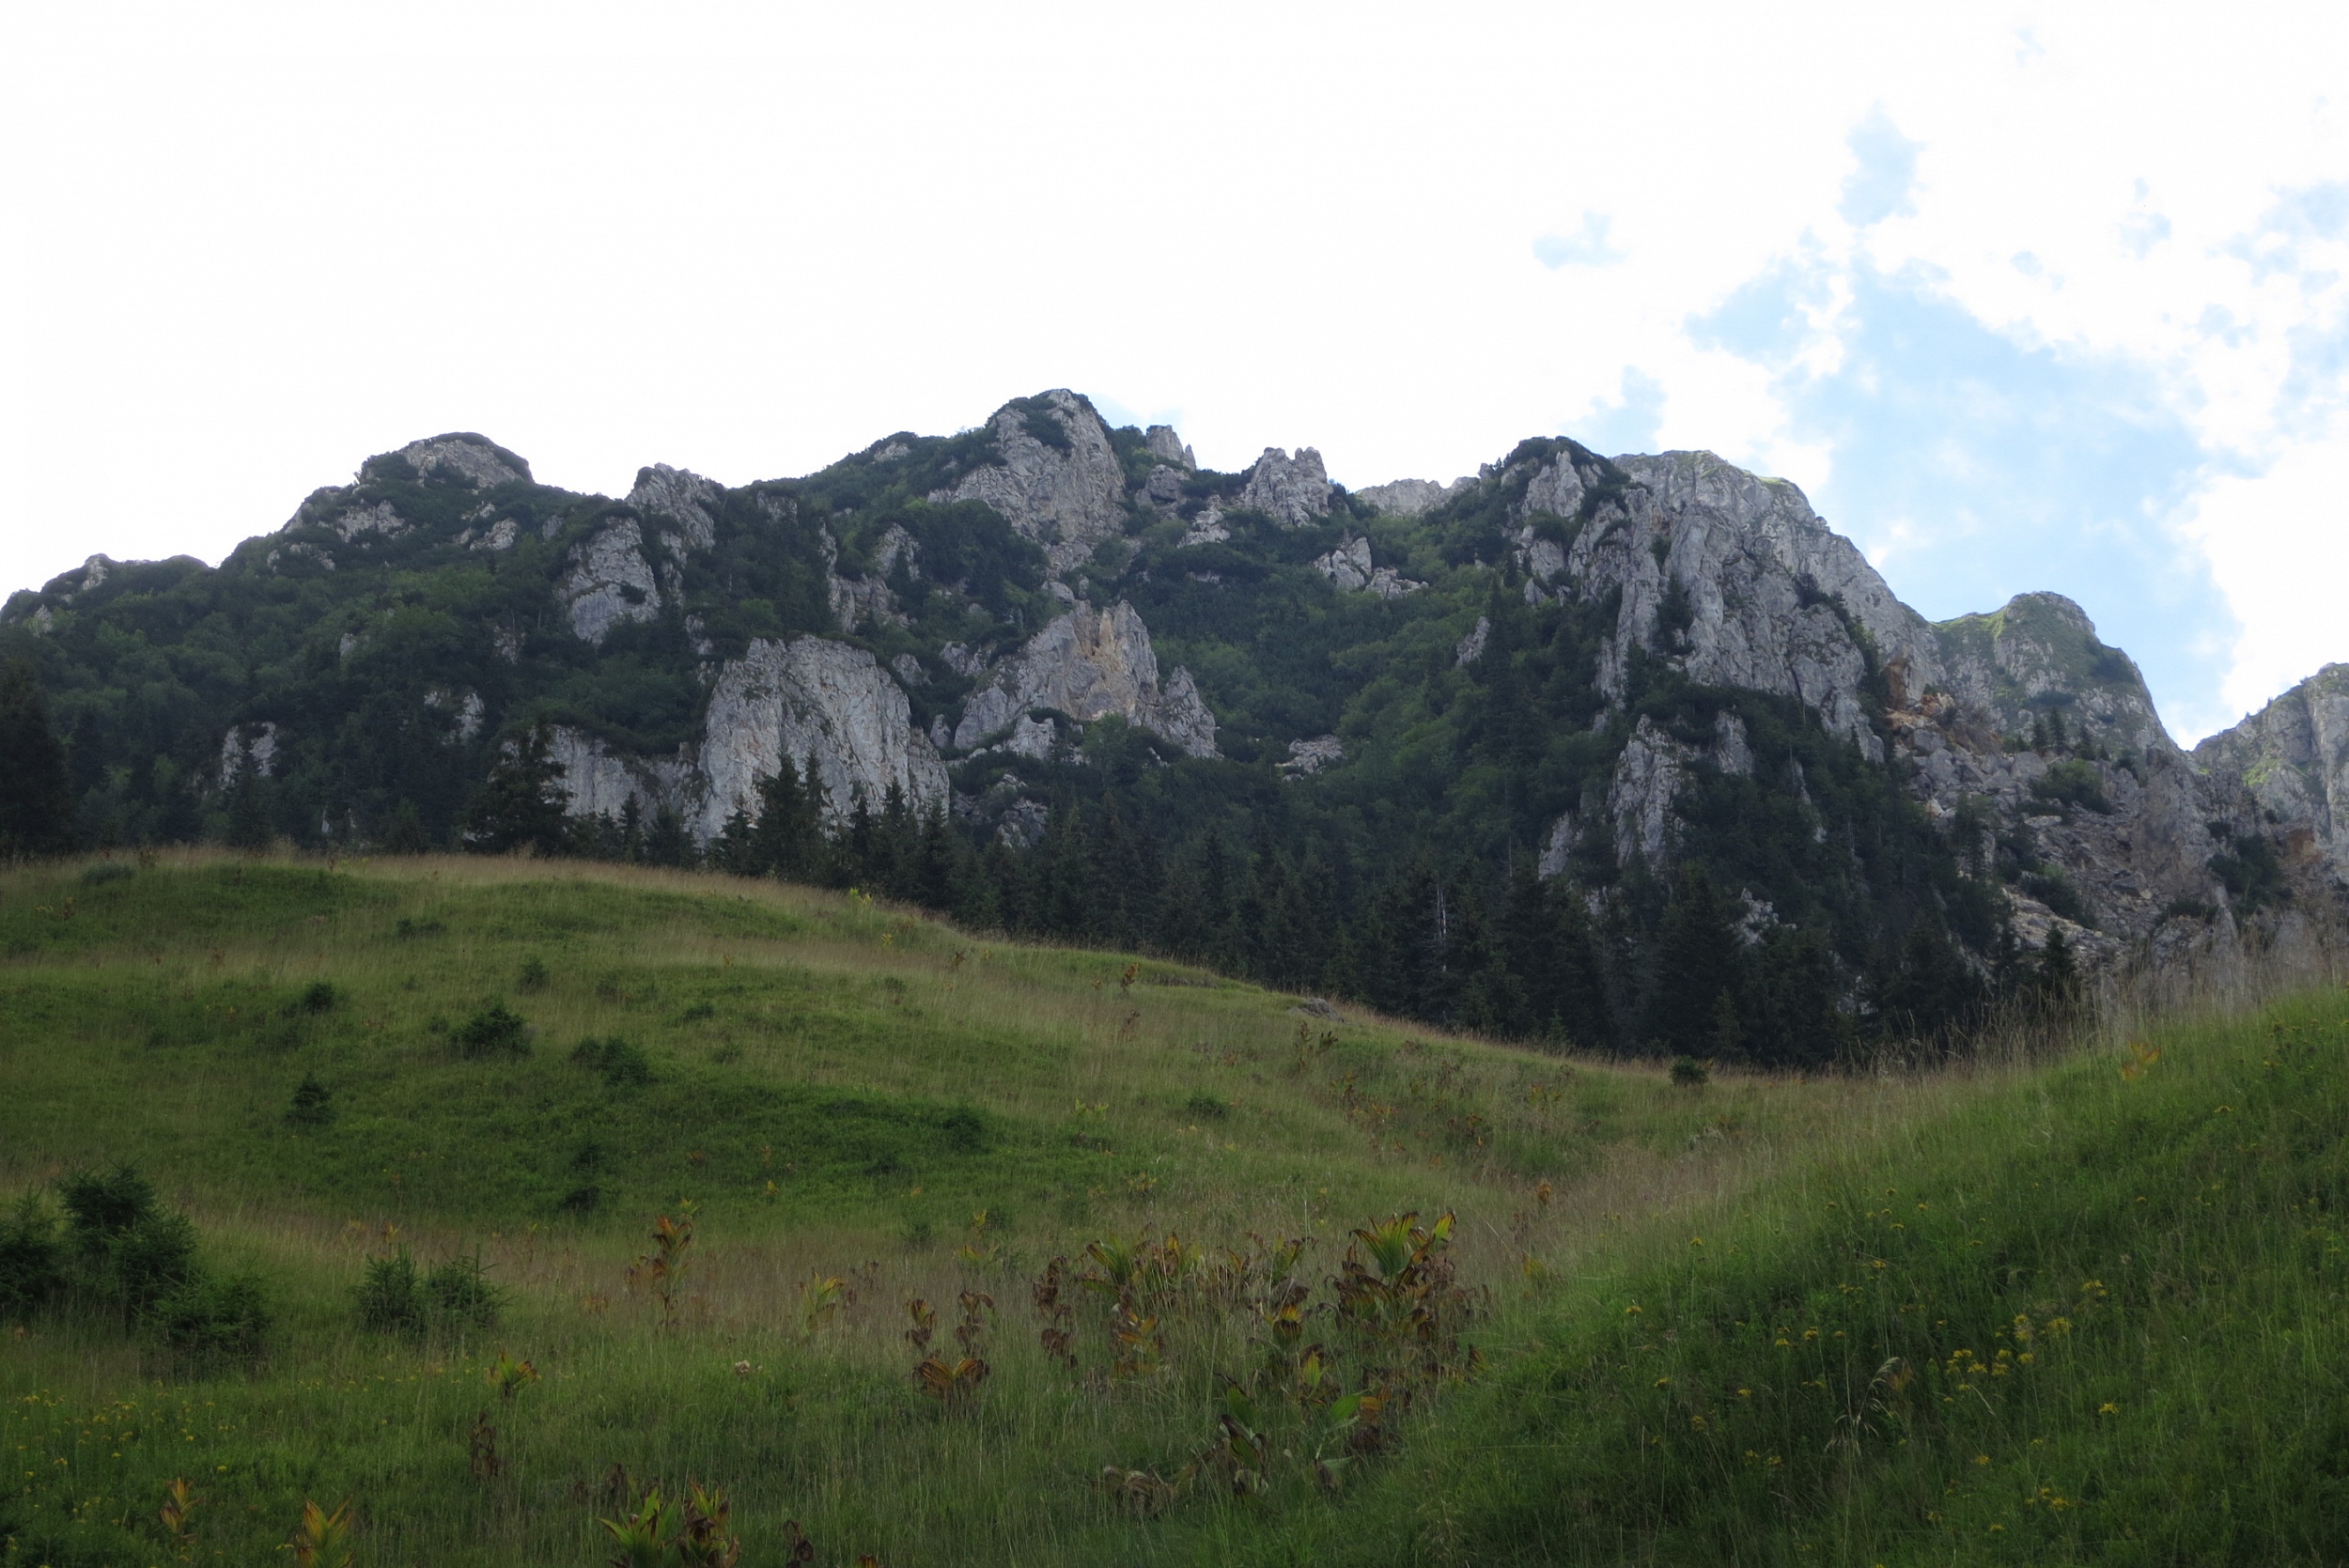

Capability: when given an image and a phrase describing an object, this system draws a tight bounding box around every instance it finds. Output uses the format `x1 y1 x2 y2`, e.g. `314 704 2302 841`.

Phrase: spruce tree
1645 866 1742 1057
463 721 570 855
0 660 74 858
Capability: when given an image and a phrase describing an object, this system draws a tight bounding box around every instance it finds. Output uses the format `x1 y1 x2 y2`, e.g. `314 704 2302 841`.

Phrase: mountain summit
7 391 2340 1056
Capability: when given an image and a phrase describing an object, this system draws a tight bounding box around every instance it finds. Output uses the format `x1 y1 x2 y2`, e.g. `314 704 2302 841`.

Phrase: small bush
426 1251 503 1330
354 1249 502 1335
676 1000 716 1022
287 1072 335 1127
1183 1092 1231 1121
80 862 133 886
354 1250 423 1333
2022 870 2092 926
0 1194 62 1322
292 980 341 1015
395 916 447 939
559 1184 602 1215
1670 1056 1710 1088
109 1212 200 1315
517 955 550 993
570 1035 651 1087
455 1001 532 1059
145 1271 271 1363
2162 895 2216 923
58 1163 158 1251
937 1107 988 1154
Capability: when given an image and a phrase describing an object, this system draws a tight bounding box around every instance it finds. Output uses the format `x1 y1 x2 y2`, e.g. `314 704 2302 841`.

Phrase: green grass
2 852 2341 1564
1255 993 2349 1565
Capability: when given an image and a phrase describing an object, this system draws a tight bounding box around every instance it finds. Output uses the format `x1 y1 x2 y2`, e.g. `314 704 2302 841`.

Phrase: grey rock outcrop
373 433 531 489
1609 718 1690 867
1933 594 2171 756
560 520 661 644
1238 447 1332 527
953 600 1217 757
693 636 948 839
330 501 410 543
219 722 280 786
1354 477 1468 518
1144 425 1195 468
1455 616 1490 667
628 465 723 553
2196 663 2349 879
547 726 696 824
933 390 1128 557
1312 534 1422 598
1280 735 1345 777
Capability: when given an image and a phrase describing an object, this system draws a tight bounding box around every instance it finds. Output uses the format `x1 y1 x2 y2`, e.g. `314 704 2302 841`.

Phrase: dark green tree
0 660 75 858
1645 866 1742 1057
463 722 570 855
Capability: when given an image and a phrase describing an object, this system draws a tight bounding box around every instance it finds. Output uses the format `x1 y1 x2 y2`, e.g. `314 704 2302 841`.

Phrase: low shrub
1183 1093 1231 1120
287 1072 335 1126
292 980 341 1015
1669 1056 1710 1088
353 1248 503 1336
79 862 133 886
144 1271 272 1363
58 1162 158 1251
109 1212 201 1316
517 955 550 993
571 1035 652 1087
0 1194 61 1321
455 1001 532 1059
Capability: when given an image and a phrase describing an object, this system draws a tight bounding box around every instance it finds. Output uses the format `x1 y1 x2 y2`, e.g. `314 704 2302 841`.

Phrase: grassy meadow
0 852 2342 1564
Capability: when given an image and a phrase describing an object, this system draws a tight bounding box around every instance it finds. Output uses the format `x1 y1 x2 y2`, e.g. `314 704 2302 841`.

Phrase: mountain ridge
6 390 2341 1055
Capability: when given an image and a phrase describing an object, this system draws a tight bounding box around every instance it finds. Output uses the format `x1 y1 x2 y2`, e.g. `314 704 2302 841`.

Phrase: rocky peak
931 390 1128 563
1238 447 1333 527
365 433 532 490
628 464 724 553
1143 425 1194 468
1931 593 2171 758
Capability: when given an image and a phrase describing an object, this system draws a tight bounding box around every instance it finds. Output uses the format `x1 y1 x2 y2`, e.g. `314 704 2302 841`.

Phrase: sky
2 3 2344 744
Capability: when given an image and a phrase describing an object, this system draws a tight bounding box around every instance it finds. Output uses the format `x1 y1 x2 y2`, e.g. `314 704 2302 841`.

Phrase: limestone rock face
1238 447 1332 527
1280 735 1344 777
953 600 1217 757
1313 535 1376 591
1933 594 2172 756
371 433 531 489
1355 477 1467 518
1143 425 1195 468
2196 663 2349 877
934 390 1128 554
330 502 410 543
219 722 280 786
1609 718 1691 867
1552 451 1939 760
546 725 696 824
694 637 948 839
560 520 661 644
628 464 723 553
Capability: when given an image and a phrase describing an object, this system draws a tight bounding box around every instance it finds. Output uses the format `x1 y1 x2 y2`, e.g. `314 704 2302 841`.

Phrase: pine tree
0 660 74 858
463 721 570 855
1645 866 1742 1057
2034 925 2080 1008
224 764 272 851
380 799 430 855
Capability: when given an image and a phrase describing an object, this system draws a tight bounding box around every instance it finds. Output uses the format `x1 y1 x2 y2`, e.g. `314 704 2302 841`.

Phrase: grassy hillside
0 852 1929 1566
3 854 2340 1565
1255 979 2349 1564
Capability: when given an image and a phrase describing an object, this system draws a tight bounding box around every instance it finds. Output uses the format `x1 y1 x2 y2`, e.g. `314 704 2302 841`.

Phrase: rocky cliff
7 392 2341 986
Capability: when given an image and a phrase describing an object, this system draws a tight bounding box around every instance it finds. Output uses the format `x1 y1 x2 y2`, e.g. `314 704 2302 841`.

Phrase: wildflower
2099 1402 2120 1415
